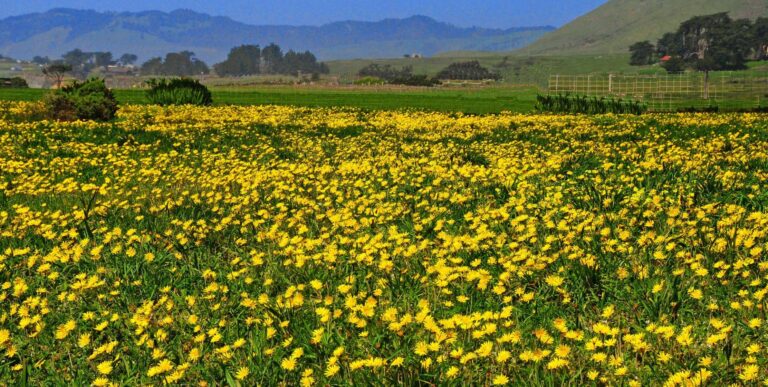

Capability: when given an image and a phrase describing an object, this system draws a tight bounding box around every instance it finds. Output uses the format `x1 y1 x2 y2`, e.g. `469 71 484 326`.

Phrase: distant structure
106 64 137 75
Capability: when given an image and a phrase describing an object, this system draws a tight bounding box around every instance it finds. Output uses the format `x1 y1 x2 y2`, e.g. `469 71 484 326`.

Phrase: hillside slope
0 9 553 62
520 0 768 55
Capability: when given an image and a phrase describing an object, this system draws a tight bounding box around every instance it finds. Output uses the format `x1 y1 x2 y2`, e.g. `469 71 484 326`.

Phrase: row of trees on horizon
30 43 329 79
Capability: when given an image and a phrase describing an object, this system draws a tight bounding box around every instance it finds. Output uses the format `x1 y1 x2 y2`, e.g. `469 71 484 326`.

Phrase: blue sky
0 0 608 28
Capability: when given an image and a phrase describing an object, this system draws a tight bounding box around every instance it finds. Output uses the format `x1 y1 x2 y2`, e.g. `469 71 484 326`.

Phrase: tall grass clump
146 78 213 106
536 93 647 115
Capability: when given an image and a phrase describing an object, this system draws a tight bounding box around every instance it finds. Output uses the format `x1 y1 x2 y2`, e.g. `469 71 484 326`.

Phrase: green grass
0 86 541 114
326 53 637 86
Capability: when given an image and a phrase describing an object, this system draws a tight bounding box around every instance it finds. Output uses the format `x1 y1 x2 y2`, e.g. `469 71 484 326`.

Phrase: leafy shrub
43 78 118 121
354 76 387 86
436 61 501 81
357 64 413 82
356 64 439 86
145 78 213 106
0 77 29 88
535 94 647 115
389 75 441 87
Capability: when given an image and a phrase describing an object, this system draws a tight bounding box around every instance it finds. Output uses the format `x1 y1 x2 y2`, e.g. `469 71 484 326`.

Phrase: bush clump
436 61 501 81
43 78 118 121
146 78 213 106
357 64 413 82
389 74 441 87
356 64 440 87
0 77 29 88
354 76 387 86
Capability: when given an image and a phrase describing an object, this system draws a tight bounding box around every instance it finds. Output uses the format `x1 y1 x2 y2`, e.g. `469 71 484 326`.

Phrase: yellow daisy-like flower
281 358 297 371
545 275 564 287
325 364 340 377
91 377 110 387
78 334 91 348
739 364 759 382
96 361 113 375
55 320 76 340
235 367 249 380
492 374 509 385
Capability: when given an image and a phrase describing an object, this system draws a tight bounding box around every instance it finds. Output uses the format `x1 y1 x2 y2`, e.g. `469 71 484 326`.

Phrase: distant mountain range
522 0 768 55
0 8 554 63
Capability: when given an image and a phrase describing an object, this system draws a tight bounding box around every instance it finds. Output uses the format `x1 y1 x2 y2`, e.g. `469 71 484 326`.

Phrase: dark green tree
119 53 138 66
140 52 209 76
658 13 752 72
280 50 329 76
140 57 164 75
661 56 686 73
752 18 768 60
32 56 51 65
214 45 262 76
629 41 656 65
261 43 283 74
93 52 114 69
62 49 90 68
62 49 94 78
656 32 680 58
655 13 754 98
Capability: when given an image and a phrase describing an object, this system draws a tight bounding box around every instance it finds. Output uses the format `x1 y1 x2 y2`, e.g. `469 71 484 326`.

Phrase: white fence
549 72 768 111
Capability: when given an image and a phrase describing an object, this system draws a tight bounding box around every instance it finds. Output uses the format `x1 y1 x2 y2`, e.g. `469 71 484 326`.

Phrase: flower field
1 102 768 385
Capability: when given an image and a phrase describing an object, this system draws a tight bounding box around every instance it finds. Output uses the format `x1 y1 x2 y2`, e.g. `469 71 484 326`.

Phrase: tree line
213 43 329 77
140 51 210 76
35 43 327 79
36 49 138 78
630 13 768 73
357 61 500 86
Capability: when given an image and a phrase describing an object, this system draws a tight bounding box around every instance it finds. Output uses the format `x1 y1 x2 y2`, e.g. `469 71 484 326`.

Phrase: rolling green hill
520 0 768 55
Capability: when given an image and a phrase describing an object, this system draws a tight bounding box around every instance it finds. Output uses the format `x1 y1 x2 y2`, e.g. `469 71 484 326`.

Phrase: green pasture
0 86 541 114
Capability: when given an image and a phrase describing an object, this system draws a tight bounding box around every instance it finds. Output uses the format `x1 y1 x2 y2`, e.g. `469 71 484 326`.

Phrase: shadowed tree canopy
119 53 138 66
93 52 114 69
752 17 768 60
214 43 329 77
357 64 414 81
32 56 50 65
279 50 329 76
632 12 760 73
261 43 283 75
629 41 656 66
214 45 262 76
59 49 115 78
140 51 210 76
436 61 501 80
